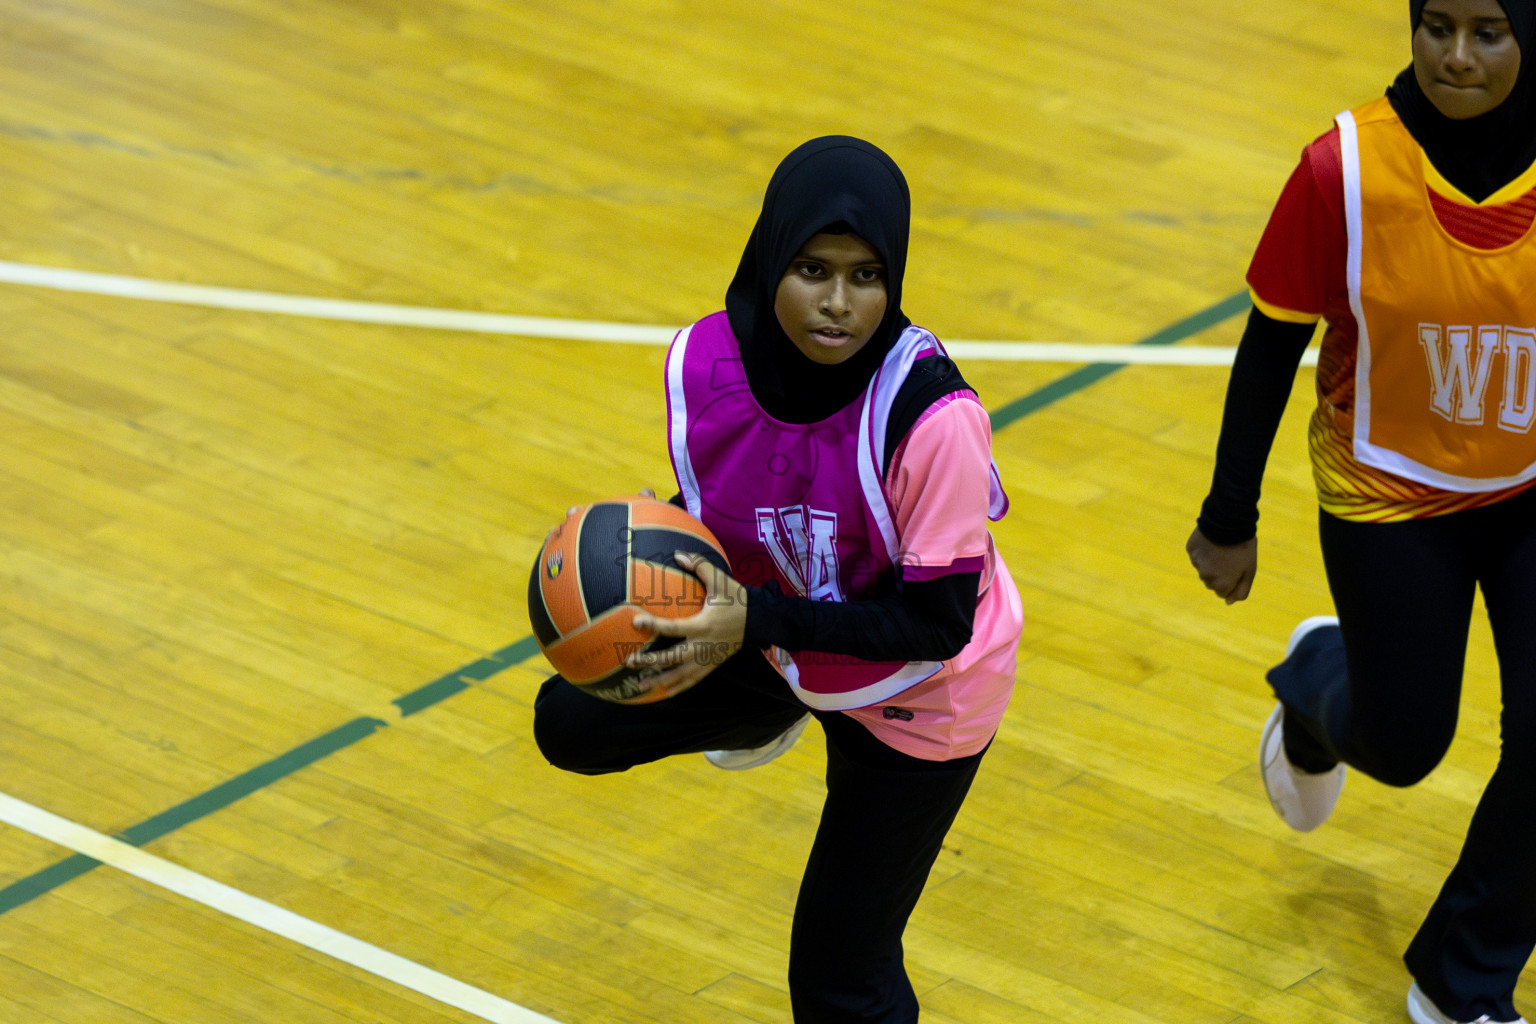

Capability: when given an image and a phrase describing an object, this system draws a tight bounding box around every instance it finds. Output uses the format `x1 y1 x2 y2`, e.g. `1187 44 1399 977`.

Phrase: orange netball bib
1340 97 1536 491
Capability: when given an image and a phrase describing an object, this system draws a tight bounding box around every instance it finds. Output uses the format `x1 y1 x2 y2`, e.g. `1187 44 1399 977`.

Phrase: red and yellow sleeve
1247 127 1347 325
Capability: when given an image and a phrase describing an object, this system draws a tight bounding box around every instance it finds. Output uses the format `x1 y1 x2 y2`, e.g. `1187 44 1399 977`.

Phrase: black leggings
1268 486 1536 1021
532 650 986 1024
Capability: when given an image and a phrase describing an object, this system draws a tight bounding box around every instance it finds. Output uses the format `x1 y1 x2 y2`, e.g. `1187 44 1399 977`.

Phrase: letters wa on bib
665 310 1021 760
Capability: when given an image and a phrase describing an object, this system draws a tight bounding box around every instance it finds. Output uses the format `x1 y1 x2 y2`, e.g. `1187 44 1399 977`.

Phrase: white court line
0 791 564 1024
0 260 674 344
0 259 1318 367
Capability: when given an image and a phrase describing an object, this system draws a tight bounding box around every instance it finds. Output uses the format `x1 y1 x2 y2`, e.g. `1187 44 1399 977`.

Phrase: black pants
533 650 986 1024
1268 487 1536 1022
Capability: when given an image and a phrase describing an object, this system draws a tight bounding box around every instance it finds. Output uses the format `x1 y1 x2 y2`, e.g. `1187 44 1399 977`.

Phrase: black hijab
725 136 913 424
1387 0 1536 201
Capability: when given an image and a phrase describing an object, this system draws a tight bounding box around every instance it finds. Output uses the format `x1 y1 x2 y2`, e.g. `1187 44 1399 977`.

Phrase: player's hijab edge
725 136 913 425
1387 0 1536 202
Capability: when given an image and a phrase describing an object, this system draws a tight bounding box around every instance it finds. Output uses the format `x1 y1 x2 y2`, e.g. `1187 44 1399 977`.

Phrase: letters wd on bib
1342 97 1536 491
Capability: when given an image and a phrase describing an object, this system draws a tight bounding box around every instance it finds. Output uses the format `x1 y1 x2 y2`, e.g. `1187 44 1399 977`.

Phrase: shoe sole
1259 701 1345 833
705 714 811 770
1407 980 1529 1024
1406 979 1442 1024
1285 615 1340 660
1258 703 1290 822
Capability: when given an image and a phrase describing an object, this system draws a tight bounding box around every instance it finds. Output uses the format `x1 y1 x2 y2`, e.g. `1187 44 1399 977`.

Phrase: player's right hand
1186 528 1257 605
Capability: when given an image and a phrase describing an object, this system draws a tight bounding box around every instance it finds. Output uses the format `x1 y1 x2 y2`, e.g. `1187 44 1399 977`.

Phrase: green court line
392 637 542 718
0 294 1248 916
0 640 531 914
0 716 388 914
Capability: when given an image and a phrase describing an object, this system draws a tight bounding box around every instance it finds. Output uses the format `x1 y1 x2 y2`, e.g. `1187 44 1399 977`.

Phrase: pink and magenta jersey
665 310 1022 759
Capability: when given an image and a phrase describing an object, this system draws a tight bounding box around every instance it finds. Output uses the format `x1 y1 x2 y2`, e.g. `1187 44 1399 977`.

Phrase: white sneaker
1258 616 1346 831
1408 981 1528 1024
1259 702 1343 830
705 714 811 770
1285 615 1342 660
1260 609 1350 834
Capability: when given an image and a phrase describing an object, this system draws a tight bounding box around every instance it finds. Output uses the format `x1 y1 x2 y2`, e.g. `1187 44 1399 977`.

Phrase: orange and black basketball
527 496 731 703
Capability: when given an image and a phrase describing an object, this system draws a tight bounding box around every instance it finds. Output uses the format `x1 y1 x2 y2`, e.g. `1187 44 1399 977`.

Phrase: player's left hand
627 551 748 695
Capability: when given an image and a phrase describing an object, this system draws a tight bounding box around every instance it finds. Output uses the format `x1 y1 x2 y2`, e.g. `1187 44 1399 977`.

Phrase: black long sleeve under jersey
1196 307 1317 545
742 571 981 663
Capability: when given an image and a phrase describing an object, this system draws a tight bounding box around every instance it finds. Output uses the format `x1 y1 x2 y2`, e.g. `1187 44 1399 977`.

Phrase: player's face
1414 0 1522 119
773 232 888 365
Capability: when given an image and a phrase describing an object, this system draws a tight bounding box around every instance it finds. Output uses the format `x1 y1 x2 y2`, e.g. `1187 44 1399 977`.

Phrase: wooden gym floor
0 0 1526 1021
